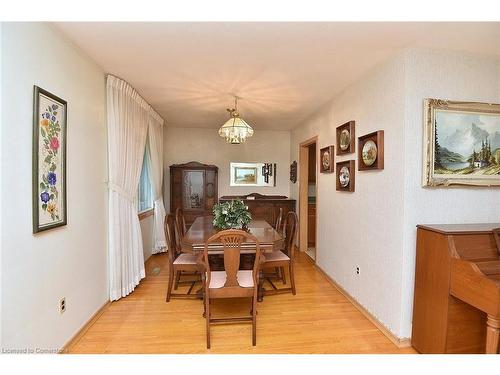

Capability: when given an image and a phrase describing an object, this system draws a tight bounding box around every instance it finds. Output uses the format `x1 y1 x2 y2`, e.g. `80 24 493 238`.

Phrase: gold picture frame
423 98 500 187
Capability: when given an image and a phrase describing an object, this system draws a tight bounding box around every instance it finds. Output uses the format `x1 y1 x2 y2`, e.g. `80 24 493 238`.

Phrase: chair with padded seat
198 229 263 348
165 213 201 302
260 211 298 296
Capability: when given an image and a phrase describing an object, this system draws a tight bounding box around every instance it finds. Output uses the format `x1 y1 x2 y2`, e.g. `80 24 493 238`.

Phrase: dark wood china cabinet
170 162 218 227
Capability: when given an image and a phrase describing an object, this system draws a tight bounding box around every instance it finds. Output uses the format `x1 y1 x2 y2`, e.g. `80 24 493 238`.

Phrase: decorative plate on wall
336 160 355 192
336 121 355 155
362 140 378 166
320 145 335 173
358 130 384 171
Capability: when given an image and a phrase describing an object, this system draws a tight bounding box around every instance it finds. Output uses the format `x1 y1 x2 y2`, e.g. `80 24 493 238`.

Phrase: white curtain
148 110 167 253
107 75 149 301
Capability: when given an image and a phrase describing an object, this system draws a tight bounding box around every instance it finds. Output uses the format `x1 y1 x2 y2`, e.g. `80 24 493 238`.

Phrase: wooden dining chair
198 229 264 348
493 228 500 255
175 207 187 237
274 207 284 235
165 214 201 302
260 211 298 296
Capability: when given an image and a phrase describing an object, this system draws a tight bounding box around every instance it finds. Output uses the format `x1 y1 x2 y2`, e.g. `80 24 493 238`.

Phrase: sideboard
219 193 296 228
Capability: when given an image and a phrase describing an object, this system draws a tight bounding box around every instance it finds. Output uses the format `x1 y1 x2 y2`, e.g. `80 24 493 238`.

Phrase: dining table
181 215 284 302
181 215 284 254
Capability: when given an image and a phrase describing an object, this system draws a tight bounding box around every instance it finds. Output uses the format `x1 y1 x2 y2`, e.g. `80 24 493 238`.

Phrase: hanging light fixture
218 96 254 144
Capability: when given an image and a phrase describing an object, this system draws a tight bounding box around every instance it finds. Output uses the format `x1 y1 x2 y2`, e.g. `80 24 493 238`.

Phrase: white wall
1 23 108 350
400 48 500 338
290 53 407 337
290 48 500 340
163 127 291 212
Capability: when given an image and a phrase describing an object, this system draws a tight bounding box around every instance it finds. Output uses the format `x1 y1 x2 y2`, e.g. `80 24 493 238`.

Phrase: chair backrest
493 228 500 255
282 211 298 259
203 229 261 290
275 207 283 234
165 213 181 263
175 207 187 237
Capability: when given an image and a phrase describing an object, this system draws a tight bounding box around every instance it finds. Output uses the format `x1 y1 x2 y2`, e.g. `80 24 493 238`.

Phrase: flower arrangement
212 199 252 230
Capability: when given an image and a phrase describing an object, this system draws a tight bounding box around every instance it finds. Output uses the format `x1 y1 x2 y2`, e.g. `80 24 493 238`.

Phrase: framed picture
230 162 276 186
336 160 355 192
336 121 355 155
423 99 500 187
320 145 334 173
33 86 67 233
358 130 384 171
290 161 297 183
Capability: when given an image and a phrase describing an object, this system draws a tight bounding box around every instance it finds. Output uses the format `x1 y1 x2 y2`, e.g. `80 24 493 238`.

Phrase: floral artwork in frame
32 86 67 233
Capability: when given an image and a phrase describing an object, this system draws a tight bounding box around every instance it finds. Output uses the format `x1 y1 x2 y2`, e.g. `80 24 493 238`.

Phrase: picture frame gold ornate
423 98 500 187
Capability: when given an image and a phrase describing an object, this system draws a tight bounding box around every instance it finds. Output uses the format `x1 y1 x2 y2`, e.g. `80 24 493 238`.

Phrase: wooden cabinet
308 203 316 247
219 193 296 227
170 162 218 227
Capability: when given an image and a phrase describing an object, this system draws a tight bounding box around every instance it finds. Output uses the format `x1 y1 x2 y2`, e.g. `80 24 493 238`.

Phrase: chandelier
218 96 254 144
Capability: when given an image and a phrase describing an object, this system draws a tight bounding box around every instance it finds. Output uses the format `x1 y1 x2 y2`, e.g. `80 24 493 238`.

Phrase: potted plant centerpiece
212 199 252 230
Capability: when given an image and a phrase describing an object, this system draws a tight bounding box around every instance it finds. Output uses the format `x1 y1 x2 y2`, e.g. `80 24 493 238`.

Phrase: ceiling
55 22 500 130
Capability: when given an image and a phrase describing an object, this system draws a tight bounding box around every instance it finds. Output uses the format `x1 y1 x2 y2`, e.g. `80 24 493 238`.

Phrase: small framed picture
358 130 384 171
320 145 335 173
336 121 355 155
336 160 355 192
33 86 67 233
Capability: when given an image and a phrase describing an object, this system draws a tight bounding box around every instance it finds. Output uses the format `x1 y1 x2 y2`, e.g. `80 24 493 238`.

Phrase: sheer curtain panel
107 75 149 300
148 110 167 253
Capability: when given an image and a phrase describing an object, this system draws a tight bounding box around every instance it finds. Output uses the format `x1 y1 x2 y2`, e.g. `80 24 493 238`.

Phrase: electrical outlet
356 266 360 275
59 297 66 314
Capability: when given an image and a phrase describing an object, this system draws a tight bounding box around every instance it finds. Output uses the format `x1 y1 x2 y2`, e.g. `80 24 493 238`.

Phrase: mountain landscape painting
433 110 500 176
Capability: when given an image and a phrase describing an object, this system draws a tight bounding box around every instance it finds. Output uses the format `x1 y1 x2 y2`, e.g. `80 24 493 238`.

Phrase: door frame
298 136 318 257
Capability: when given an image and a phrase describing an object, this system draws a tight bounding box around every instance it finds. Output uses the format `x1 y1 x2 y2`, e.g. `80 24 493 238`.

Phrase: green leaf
49 164 56 172
42 203 47 210
50 194 55 199
44 155 52 163
40 128 46 137
39 182 46 190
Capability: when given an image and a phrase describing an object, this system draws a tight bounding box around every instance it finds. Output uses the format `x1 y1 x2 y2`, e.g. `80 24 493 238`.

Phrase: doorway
298 136 318 262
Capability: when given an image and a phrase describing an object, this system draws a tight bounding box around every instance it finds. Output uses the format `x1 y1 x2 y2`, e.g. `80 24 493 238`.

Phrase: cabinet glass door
183 170 205 210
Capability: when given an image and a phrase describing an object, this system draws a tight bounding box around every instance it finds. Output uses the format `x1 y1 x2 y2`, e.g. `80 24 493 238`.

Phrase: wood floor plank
67 251 416 354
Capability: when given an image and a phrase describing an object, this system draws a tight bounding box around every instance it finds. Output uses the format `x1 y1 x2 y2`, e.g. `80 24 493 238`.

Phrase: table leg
486 315 500 354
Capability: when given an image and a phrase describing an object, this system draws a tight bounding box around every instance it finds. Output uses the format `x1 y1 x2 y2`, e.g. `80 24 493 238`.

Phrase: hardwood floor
67 251 416 354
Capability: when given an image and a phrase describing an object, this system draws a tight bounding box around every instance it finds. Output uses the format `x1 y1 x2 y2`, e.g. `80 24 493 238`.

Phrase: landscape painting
424 99 500 187
234 167 258 184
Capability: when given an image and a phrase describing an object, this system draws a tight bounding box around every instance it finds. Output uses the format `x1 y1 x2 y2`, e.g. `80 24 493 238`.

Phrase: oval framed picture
339 129 351 151
320 145 334 173
336 160 355 191
336 121 355 155
322 150 330 169
339 166 350 187
358 130 384 171
362 140 378 166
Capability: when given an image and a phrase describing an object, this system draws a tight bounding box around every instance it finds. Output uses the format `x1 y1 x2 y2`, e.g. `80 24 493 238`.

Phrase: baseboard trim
59 301 111 353
313 262 412 348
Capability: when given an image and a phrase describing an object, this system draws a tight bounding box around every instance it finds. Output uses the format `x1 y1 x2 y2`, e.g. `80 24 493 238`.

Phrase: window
138 144 153 213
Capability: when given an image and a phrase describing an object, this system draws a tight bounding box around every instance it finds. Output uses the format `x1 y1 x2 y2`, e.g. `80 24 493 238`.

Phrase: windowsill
138 208 154 221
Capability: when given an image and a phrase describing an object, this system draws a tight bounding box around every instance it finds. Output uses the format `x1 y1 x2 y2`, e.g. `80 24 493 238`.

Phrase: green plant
212 199 252 230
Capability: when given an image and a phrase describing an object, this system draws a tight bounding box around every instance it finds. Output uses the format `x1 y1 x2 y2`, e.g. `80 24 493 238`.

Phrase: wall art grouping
423 98 500 187
33 86 67 233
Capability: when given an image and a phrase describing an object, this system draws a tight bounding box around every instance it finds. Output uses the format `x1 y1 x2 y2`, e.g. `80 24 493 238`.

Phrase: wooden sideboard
219 193 296 228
